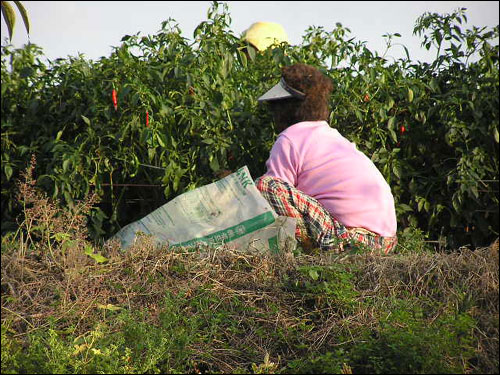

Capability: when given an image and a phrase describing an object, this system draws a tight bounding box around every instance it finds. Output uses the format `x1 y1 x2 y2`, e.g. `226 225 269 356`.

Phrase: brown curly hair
268 64 333 130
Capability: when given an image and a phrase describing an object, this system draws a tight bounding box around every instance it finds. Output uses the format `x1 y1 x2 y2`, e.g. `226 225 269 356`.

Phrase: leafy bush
1 3 498 248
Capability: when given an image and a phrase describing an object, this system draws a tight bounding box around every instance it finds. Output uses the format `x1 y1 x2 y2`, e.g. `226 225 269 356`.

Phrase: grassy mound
1 159 498 374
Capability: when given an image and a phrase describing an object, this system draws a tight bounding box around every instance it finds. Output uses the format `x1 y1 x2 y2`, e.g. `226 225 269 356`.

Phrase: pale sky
1 1 499 64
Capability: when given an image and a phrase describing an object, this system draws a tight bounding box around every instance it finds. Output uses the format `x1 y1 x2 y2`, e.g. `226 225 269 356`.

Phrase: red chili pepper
400 125 406 134
363 93 370 102
146 111 149 127
112 89 118 111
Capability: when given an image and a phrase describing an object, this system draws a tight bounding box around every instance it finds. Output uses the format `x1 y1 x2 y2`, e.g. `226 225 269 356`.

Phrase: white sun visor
257 77 306 102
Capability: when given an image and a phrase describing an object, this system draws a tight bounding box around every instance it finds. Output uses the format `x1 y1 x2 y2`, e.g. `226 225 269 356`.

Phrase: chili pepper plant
1 3 498 248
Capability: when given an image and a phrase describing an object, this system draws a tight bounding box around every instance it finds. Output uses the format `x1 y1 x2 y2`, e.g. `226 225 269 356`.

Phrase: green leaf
407 88 414 103
389 128 398 143
81 115 91 125
221 55 230 79
247 45 256 61
55 130 64 142
403 45 410 60
14 1 30 35
173 172 181 191
434 30 443 45
387 116 396 130
209 155 219 172
97 303 122 311
5 165 13 181
148 148 156 162
494 127 499 143
156 133 166 147
1 1 16 41
238 49 248 68
308 269 319 281
429 78 439 92
392 164 402 179
52 232 71 242
85 245 108 264
355 110 363 122
398 204 413 213
385 98 395 111
62 159 71 172
418 199 424 212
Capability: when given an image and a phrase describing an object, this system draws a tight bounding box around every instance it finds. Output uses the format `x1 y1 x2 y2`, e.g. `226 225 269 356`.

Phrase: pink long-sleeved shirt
263 121 397 237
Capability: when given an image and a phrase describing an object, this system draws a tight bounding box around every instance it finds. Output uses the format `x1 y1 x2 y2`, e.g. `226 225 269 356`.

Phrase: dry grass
2 234 498 371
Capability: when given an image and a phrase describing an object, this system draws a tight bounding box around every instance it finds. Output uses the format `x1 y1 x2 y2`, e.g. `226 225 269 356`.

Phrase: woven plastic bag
111 166 296 253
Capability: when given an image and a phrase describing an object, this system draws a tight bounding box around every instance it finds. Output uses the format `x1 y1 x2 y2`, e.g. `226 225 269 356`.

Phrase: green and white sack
111 166 296 253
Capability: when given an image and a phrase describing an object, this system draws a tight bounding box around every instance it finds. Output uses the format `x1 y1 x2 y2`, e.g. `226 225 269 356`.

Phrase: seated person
256 63 398 253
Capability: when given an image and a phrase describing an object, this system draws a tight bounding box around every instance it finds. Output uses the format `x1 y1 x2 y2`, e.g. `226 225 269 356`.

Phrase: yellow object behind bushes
242 22 289 51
